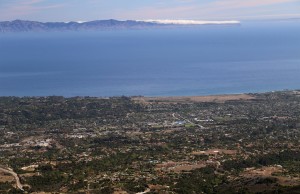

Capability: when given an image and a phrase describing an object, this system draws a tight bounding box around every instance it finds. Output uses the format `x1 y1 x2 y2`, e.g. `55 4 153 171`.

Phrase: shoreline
0 89 298 100
132 93 256 104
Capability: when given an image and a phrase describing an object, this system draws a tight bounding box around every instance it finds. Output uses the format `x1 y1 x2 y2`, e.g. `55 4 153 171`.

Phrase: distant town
0 90 300 193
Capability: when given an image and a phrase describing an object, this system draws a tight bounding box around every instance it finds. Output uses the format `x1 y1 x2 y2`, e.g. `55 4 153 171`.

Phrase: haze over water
0 21 300 97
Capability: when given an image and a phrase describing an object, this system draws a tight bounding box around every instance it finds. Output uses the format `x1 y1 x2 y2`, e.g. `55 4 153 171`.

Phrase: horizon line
1 17 299 23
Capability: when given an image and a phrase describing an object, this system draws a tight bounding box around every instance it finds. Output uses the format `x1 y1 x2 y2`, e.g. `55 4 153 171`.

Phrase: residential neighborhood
0 91 300 193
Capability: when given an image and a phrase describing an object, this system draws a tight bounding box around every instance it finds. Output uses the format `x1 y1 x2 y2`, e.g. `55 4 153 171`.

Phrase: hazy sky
1 0 300 22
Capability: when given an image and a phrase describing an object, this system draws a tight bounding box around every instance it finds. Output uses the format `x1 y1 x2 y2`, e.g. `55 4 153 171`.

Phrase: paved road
0 167 23 190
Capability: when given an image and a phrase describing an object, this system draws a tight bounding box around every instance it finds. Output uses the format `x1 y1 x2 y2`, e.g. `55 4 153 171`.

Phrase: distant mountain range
0 19 240 32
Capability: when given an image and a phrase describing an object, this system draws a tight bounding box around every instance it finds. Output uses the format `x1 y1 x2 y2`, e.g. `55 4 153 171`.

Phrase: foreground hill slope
0 91 300 193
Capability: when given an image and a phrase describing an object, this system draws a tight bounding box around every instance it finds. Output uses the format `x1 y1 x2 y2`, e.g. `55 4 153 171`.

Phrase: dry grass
113 188 129 194
19 173 38 178
241 166 300 186
0 172 14 183
155 161 206 173
172 163 206 173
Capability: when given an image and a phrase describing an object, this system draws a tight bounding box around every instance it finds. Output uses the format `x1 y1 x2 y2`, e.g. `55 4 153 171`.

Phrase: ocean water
0 21 300 97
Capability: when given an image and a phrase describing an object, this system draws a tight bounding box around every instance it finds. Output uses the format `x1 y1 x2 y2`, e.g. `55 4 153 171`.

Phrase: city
0 90 299 193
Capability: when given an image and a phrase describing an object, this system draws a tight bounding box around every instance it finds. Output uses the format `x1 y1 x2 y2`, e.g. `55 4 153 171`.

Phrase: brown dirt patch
148 184 169 191
172 163 206 173
241 166 300 186
20 173 39 178
242 166 283 177
155 161 206 173
0 172 14 182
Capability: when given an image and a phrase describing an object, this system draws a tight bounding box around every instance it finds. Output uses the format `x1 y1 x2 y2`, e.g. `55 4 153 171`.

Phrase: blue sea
0 21 300 97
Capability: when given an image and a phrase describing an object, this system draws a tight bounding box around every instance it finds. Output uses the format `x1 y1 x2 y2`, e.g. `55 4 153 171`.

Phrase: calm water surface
0 21 300 96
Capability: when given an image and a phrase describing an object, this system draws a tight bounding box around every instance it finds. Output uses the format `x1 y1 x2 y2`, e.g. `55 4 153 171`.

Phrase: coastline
132 93 255 104
1 90 299 102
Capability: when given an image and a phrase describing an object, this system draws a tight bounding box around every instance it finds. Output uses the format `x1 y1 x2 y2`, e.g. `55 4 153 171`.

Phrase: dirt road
0 167 23 190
